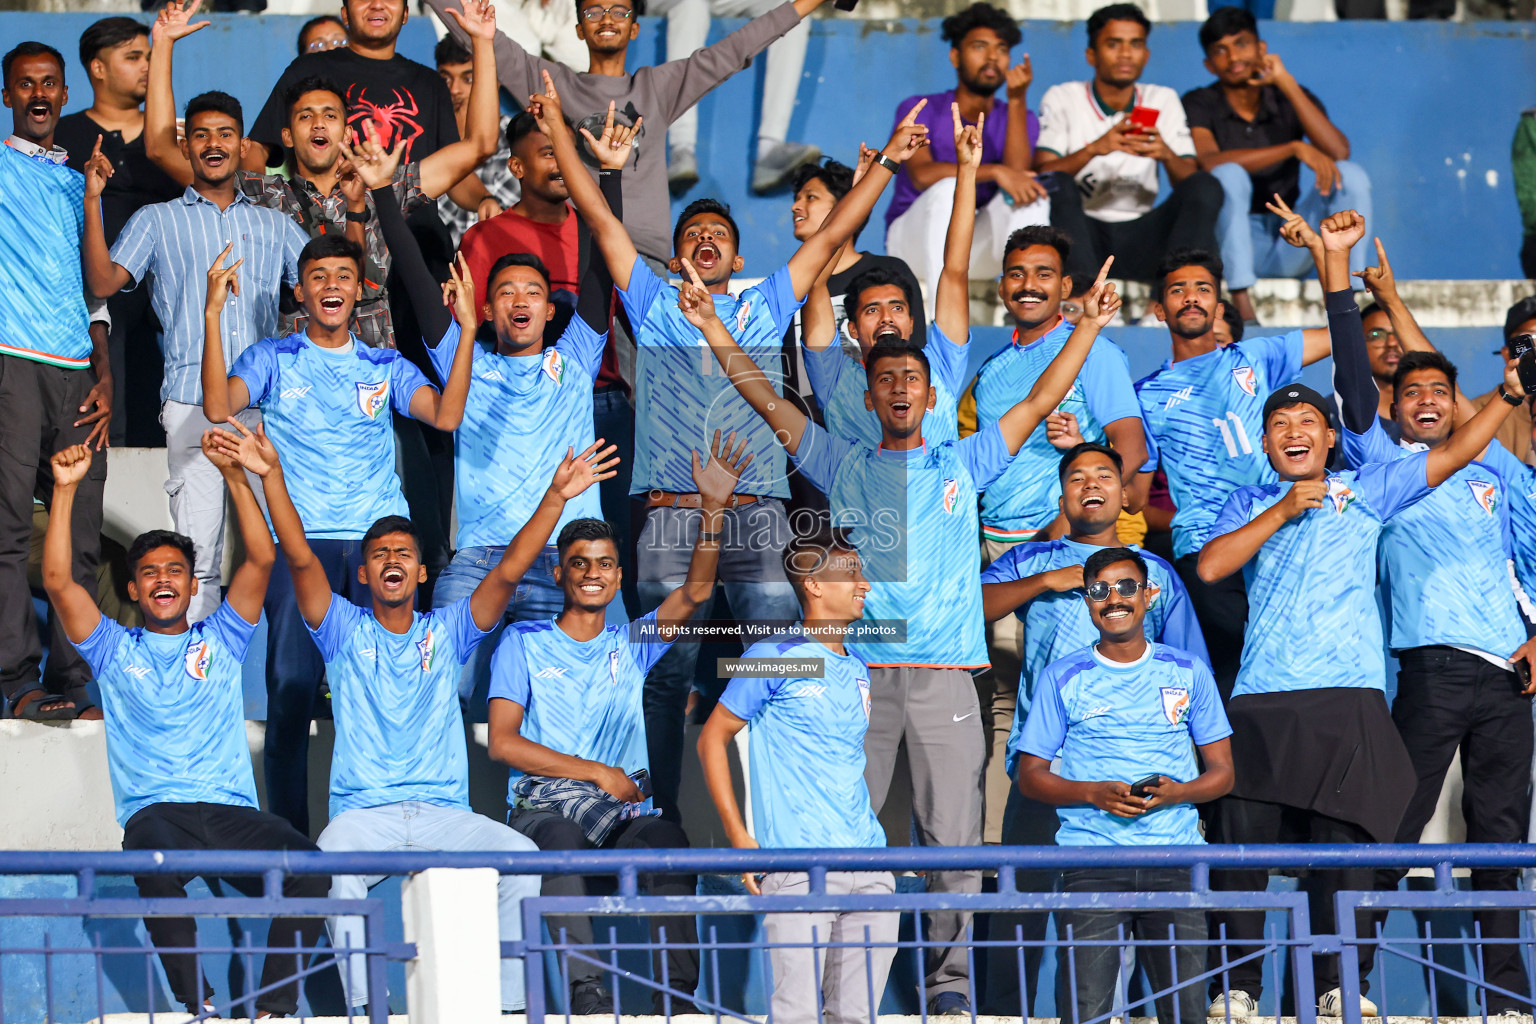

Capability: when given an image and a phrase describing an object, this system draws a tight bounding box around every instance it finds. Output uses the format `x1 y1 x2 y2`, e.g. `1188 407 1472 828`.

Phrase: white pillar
402 867 502 1023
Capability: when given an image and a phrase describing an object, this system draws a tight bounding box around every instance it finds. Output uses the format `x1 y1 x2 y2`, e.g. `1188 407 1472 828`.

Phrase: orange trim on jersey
1011 317 1065 347
0 341 92 369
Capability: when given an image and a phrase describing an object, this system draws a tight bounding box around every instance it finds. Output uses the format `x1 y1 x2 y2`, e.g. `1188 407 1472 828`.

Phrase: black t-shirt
55 111 183 245
251 48 459 167
1181 81 1327 214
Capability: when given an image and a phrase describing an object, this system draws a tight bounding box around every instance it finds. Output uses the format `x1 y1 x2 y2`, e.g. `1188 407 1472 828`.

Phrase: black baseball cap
1262 383 1330 427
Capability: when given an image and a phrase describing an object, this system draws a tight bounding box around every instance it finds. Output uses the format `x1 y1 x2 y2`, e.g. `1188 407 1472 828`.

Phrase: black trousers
1174 553 1247 700
1046 171 1224 287
0 355 105 710
121 802 330 1015
1377 646 1533 1010
1207 796 1377 999
507 808 700 1003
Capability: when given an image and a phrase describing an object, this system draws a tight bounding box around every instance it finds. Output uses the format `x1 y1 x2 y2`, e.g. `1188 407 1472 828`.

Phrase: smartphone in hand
629 768 653 799
1129 773 1162 799
1128 106 1160 133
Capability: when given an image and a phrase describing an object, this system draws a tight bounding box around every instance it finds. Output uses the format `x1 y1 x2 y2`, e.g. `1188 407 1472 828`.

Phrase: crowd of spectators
3 0 1536 1018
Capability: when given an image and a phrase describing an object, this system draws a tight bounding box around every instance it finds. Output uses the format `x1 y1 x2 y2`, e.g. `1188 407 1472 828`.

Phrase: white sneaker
1207 989 1257 1018
1317 987 1378 1016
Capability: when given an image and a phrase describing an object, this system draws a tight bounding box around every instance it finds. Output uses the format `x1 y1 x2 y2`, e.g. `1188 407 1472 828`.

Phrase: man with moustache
56 17 182 446
83 90 307 625
0 41 113 721
968 223 1147 843
1133 245 1330 695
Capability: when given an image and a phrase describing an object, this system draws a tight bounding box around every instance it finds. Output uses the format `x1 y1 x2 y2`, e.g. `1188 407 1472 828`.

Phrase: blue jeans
432 545 563 717
317 800 540 1011
264 538 374 836
637 500 800 821
1213 161 1373 292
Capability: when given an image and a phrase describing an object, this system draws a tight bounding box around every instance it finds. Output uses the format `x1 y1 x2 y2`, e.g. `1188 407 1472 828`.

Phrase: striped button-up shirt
111 185 306 404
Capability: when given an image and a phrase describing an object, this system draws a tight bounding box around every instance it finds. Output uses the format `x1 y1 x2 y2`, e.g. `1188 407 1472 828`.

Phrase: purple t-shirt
884 88 1041 226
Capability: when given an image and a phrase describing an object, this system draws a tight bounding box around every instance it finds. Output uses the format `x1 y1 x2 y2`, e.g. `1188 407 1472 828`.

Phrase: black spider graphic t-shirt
252 47 459 167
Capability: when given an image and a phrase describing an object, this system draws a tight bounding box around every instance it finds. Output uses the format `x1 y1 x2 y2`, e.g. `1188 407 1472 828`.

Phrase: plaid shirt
241 164 428 348
511 774 659 846
441 116 521 248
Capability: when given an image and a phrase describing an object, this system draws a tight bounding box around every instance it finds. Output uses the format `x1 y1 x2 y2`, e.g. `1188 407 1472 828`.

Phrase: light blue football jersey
793 421 1012 668
233 331 431 538
488 610 672 811
972 319 1141 541
1341 423 1526 659
1211 456 1432 698
719 629 884 849
309 594 490 817
1016 642 1230 847
1136 332 1305 559
74 603 259 826
1481 442 1536 616
427 318 605 549
621 259 801 498
981 538 1209 774
0 143 91 368
802 322 967 449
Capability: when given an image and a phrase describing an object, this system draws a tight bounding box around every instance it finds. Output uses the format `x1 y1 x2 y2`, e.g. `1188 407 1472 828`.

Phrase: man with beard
1196 211 1535 1021
1034 4 1221 294
801 106 979 450
1327 220 1536 1017
540 74 931 823
57 17 181 446
198 187 476 835
83 90 308 626
1133 244 1330 696
969 223 1146 843
885 2 1048 312
0 41 114 721
144 0 502 350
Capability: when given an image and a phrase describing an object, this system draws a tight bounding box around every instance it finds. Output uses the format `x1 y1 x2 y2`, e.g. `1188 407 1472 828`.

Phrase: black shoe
929 991 972 1015
569 978 614 1014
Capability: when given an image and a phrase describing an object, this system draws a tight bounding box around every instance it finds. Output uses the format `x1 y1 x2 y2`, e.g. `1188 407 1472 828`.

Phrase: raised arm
201 245 252 424
42 446 103 644
933 105 980 346
572 103 635 332
200 426 274 623
654 432 749 638
995 258 1119 453
799 238 844 354
786 102 931 300
81 139 133 299
534 73 638 291
143 0 204 185
405 255 478 430
696 702 761 891
1353 237 1479 424
1425 364 1527 488
681 259 810 455
210 422 331 628
468 441 618 630
416 0 501 198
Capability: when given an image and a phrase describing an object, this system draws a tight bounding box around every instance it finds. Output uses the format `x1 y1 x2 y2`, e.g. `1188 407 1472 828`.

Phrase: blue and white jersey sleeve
390 351 433 417
718 673 778 722
1210 485 1264 539
107 206 159 287
73 615 126 677
617 255 666 326
487 625 532 707
1016 664 1071 763
441 595 493 666
803 343 859 414
308 593 367 661
1186 659 1231 745
426 318 468 384
556 312 608 380
1357 450 1432 520
1081 339 1143 429
627 610 673 676
749 266 804 334
978 544 1026 586
202 601 259 662
925 322 970 396
957 421 1012 490
230 337 279 405
790 421 859 493
1339 417 1403 471
1153 567 1210 669
1252 329 1305 388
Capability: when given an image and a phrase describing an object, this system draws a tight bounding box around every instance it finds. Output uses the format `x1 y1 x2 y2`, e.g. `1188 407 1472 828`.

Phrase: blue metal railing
3 844 1535 1022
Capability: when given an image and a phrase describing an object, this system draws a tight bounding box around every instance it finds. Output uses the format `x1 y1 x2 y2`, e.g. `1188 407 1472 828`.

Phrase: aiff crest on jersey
1159 685 1189 726
356 380 389 420
184 639 211 680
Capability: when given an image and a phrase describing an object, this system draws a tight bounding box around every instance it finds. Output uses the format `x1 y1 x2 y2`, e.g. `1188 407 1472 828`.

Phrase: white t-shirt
1036 81 1195 224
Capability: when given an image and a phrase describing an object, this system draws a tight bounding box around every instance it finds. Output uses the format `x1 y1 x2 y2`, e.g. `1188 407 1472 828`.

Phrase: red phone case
1129 106 1160 132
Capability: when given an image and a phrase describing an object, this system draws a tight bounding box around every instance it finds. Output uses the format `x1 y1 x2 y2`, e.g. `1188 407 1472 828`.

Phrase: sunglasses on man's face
1085 578 1146 603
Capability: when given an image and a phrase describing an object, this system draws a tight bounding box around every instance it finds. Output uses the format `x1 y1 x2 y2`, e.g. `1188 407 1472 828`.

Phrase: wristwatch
345 208 370 224
1499 384 1524 407
874 153 900 174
